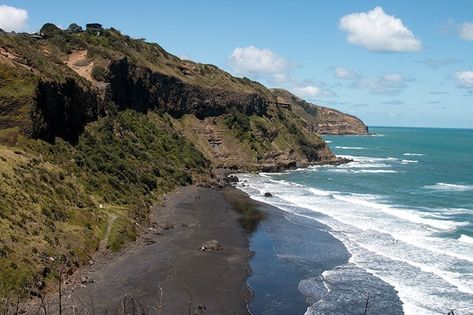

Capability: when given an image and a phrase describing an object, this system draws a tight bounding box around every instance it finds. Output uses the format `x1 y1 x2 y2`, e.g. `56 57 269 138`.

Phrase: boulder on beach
264 192 273 197
227 175 239 183
200 239 223 252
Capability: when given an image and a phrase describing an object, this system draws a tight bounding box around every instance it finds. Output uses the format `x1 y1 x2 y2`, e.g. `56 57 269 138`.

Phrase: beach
27 185 261 314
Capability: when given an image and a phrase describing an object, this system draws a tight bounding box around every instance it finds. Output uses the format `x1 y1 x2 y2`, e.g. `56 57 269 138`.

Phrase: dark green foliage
76 111 210 204
40 23 63 38
92 65 107 81
67 23 83 33
224 110 251 140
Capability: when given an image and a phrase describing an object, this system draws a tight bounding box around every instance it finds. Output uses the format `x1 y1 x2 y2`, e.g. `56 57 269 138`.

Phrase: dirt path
65 50 94 82
99 214 117 251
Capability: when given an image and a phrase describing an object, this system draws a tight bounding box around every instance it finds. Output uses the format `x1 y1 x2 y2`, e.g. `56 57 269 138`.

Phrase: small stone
200 240 222 252
264 192 273 197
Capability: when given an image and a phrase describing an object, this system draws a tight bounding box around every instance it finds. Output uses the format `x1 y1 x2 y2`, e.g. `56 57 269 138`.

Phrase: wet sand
40 186 260 314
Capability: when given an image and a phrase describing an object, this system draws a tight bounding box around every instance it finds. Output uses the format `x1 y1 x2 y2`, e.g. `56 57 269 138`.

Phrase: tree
67 23 83 34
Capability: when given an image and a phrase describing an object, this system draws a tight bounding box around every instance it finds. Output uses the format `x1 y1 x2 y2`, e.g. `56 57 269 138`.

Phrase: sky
1 1 472 128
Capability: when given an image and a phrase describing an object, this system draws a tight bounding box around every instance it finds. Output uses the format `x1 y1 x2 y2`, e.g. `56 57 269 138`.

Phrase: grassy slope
0 110 210 297
172 105 331 170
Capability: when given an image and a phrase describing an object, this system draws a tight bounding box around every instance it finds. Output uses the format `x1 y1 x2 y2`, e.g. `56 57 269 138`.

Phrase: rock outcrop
107 58 269 119
271 89 369 135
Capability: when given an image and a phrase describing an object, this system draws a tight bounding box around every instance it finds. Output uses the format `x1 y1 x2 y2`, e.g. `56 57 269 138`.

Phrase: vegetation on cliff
0 111 210 297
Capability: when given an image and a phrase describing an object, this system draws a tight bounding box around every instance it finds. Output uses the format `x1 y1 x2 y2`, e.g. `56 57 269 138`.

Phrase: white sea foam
403 153 424 156
352 169 398 174
460 235 473 245
423 182 473 192
235 173 473 315
334 146 365 150
401 159 418 164
325 140 332 143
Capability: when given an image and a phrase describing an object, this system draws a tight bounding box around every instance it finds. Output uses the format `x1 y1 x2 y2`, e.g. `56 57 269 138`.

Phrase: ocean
237 127 473 315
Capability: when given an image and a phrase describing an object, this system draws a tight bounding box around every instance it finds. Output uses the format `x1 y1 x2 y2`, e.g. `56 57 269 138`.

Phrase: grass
0 110 211 299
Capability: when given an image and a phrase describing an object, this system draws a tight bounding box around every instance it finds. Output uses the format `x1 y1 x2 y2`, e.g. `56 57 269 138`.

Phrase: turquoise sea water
238 127 473 314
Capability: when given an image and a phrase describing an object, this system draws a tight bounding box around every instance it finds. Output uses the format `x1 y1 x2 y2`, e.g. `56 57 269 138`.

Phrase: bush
92 65 107 82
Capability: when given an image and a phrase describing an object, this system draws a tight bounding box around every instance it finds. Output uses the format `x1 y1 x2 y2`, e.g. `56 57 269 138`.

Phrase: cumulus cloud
291 85 321 97
228 46 334 99
228 46 291 81
339 6 421 52
459 22 473 41
353 73 406 95
455 70 473 88
0 5 28 32
333 67 359 80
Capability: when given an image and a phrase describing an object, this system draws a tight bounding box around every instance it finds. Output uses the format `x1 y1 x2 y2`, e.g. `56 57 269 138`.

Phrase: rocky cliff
271 89 369 135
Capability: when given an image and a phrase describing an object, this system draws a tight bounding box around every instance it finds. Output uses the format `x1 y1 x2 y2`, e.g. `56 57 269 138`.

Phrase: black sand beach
26 186 258 314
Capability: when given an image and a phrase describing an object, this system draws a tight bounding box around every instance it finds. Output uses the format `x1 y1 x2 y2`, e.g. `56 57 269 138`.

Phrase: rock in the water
227 175 239 183
264 192 273 197
200 239 223 252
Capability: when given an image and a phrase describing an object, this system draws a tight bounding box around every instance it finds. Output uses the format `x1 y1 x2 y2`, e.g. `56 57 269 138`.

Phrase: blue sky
1 1 472 128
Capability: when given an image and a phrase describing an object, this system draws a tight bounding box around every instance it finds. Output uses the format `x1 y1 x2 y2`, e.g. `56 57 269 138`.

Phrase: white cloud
228 46 291 77
456 71 473 88
291 85 321 97
339 6 421 52
383 73 403 82
334 67 358 80
0 5 28 32
354 73 406 95
228 46 334 100
459 22 473 41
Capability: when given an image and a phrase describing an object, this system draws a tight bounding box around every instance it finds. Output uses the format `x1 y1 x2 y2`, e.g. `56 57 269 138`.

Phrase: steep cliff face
107 58 269 119
33 79 103 143
271 89 369 135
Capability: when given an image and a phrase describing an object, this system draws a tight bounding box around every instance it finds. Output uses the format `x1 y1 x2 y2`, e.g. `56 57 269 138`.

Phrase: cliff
0 24 367 297
271 89 369 135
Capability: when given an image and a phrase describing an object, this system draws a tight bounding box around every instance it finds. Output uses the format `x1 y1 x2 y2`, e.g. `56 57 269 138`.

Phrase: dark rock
264 192 273 197
41 266 50 277
36 280 45 290
79 276 94 284
181 223 189 228
107 58 269 119
227 175 239 183
33 79 103 144
200 240 222 252
159 223 174 230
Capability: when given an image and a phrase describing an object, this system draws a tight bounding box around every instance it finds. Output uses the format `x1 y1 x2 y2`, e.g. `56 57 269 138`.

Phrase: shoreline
25 184 263 314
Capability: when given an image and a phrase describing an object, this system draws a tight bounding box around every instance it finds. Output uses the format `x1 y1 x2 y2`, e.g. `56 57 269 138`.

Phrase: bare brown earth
65 50 94 82
26 186 257 315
